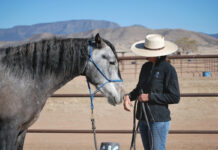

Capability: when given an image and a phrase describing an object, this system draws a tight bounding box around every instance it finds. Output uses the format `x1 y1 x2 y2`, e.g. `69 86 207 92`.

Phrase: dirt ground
23 76 218 150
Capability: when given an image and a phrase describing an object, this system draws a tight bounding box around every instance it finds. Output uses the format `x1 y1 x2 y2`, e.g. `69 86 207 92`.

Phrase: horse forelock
102 39 122 79
0 37 90 79
103 39 118 58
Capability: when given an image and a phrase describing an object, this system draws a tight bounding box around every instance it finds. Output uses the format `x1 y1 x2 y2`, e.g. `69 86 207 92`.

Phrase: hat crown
144 34 165 50
131 33 178 57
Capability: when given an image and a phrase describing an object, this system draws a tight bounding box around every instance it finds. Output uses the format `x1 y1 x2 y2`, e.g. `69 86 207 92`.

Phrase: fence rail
29 93 218 135
51 93 218 98
27 129 218 134
118 55 218 78
28 55 218 135
118 55 218 60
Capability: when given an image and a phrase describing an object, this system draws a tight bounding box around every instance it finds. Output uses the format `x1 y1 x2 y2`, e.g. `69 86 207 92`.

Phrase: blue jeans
139 121 170 150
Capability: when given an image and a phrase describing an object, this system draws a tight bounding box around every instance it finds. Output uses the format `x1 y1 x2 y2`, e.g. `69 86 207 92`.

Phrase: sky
0 0 218 34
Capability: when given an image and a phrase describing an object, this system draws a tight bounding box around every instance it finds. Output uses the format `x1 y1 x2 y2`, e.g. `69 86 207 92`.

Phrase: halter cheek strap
86 44 123 111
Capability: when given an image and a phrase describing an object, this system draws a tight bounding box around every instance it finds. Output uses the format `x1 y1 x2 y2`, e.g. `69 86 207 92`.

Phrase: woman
124 34 180 150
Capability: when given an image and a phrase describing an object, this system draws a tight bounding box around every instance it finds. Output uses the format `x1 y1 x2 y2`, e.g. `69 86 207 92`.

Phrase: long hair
158 56 171 63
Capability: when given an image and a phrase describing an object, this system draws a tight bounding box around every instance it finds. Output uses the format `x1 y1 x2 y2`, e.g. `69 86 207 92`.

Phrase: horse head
84 34 124 106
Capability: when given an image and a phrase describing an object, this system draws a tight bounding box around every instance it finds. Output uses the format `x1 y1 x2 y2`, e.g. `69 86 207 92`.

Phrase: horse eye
109 61 116 65
102 55 107 59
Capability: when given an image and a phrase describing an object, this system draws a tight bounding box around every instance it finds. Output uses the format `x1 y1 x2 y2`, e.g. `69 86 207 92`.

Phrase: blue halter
86 44 123 110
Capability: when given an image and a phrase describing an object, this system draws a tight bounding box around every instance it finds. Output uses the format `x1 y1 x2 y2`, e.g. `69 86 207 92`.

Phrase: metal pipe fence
118 55 218 79
27 129 218 134
27 55 218 135
51 93 218 98
27 93 218 135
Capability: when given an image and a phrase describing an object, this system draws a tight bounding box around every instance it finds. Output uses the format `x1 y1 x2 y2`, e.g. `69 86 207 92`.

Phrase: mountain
67 26 218 52
0 33 59 48
0 20 218 54
208 33 218 39
0 20 120 41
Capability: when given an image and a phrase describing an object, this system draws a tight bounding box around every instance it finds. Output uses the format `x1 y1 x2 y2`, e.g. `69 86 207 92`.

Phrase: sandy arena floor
23 77 218 150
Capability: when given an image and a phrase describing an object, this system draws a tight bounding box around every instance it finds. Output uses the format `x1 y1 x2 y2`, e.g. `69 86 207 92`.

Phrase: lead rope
130 63 167 150
91 112 98 150
130 64 155 150
87 79 98 150
86 44 123 150
130 100 138 150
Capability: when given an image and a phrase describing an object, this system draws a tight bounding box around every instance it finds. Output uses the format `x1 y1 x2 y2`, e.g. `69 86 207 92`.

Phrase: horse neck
0 38 89 96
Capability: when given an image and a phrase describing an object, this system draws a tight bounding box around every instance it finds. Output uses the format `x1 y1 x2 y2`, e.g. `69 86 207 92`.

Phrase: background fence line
27 55 218 135
27 129 218 134
118 55 218 79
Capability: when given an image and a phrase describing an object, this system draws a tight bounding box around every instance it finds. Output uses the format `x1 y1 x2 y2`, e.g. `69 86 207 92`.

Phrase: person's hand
138 94 149 102
123 95 132 111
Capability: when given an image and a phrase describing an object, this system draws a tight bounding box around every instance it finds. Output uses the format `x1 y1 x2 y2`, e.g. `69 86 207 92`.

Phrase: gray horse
0 33 124 150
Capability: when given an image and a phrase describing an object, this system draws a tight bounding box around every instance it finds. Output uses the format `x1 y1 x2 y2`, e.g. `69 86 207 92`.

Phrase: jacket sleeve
149 67 180 105
128 64 146 101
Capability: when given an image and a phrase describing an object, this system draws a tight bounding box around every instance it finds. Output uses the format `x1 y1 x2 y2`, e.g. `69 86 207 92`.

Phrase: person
124 34 180 150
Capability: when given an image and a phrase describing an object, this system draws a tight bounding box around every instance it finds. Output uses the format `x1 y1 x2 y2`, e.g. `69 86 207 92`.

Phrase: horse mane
0 37 90 79
0 36 118 79
103 39 118 60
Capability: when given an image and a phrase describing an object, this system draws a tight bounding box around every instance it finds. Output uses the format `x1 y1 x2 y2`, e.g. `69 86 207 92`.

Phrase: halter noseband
86 44 123 110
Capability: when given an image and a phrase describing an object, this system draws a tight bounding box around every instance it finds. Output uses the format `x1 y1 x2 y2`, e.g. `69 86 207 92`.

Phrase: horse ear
95 33 101 44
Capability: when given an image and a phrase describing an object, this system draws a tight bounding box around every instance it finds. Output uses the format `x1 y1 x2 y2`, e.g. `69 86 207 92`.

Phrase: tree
175 37 198 54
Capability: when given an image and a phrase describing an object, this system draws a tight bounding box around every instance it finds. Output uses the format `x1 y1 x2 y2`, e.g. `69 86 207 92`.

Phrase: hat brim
131 40 178 57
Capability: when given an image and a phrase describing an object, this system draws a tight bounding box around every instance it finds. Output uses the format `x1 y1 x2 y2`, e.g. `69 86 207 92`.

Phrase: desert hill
0 20 218 54
0 20 120 41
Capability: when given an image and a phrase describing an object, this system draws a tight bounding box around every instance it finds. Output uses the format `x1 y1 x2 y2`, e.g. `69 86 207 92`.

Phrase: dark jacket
129 58 180 122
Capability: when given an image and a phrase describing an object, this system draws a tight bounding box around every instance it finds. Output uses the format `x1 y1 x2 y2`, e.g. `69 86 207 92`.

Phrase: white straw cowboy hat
131 34 178 57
